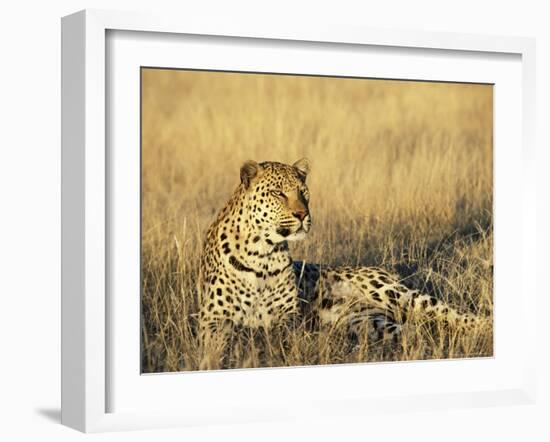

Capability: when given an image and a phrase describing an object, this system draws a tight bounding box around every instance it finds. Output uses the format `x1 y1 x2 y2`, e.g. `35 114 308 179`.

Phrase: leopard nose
292 210 307 221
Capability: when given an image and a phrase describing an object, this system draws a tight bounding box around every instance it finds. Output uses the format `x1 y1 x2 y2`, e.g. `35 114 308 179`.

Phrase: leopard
198 158 490 369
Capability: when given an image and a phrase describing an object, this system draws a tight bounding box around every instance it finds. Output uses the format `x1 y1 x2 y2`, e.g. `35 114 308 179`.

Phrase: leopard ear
240 160 261 188
292 158 310 177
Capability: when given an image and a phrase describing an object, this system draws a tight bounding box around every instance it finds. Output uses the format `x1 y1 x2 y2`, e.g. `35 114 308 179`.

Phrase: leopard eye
271 189 286 198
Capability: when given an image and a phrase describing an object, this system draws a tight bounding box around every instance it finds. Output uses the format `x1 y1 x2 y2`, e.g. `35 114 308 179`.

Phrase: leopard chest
236 273 297 327
207 247 298 327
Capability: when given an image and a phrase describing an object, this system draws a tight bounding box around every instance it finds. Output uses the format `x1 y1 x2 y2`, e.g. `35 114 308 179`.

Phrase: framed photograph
61 9 537 432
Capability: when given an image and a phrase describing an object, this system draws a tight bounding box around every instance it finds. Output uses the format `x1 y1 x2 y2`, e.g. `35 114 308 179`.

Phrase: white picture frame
61 9 537 433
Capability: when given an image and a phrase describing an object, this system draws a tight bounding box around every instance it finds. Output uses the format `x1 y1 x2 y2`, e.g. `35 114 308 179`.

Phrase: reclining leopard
198 158 490 369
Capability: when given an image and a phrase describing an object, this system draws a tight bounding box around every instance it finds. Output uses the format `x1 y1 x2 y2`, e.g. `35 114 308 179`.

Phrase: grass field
141 69 493 373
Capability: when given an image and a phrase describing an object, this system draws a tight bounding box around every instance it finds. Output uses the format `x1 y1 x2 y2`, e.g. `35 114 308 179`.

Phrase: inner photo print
140 68 493 372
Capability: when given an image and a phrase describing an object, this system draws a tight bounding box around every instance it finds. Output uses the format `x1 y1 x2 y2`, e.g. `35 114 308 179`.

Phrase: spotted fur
198 159 489 369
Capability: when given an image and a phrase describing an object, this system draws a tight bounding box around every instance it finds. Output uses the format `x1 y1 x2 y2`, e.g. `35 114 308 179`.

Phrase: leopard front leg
198 283 234 370
198 317 232 371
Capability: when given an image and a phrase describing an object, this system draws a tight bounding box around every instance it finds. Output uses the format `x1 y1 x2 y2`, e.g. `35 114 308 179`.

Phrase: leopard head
240 158 312 243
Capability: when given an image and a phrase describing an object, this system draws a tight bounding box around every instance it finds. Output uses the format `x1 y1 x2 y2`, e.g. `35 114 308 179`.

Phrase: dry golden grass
141 69 493 373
